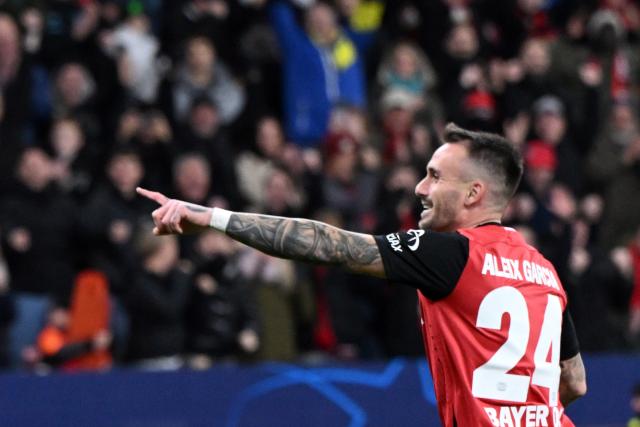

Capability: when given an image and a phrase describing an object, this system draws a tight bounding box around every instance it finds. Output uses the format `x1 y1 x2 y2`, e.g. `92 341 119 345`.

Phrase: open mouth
420 202 433 217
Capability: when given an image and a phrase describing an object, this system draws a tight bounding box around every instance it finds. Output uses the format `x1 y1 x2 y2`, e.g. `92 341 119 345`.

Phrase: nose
415 176 429 197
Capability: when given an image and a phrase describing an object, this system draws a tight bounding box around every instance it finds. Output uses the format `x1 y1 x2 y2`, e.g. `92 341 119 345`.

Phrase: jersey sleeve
560 310 580 360
374 230 469 300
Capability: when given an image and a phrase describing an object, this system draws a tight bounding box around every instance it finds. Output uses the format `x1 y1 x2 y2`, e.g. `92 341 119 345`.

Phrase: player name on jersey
480 254 560 290
484 405 565 427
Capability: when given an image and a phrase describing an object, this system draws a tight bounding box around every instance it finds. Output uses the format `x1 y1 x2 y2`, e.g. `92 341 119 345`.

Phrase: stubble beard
418 191 461 232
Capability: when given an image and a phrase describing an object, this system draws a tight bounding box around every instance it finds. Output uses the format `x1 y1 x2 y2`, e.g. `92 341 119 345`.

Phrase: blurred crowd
0 0 639 373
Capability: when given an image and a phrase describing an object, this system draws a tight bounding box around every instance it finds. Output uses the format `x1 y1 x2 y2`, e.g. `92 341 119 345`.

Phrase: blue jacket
269 1 366 147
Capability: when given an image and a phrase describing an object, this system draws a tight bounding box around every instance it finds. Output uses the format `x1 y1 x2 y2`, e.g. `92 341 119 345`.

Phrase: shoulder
427 229 469 246
458 225 531 248
378 229 468 252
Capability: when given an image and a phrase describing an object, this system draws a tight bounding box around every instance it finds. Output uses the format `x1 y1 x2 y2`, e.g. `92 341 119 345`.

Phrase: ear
464 181 485 207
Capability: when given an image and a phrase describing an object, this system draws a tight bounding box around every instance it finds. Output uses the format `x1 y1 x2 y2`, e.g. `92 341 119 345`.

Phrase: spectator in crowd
435 23 502 132
528 94 584 194
173 153 215 207
162 0 237 65
185 230 259 367
0 13 32 146
233 167 315 360
326 103 368 145
503 37 565 117
505 0 563 43
437 23 481 116
305 208 387 360
163 35 245 125
116 106 174 192
177 96 226 154
25 305 112 372
176 97 241 207
583 9 640 125
79 148 154 360
268 0 366 146
375 89 419 164
51 62 101 142
235 245 310 361
376 41 441 120
389 1 474 66
180 144 235 207
99 8 161 104
514 140 574 282
37 0 100 67
0 148 78 300
565 214 634 351
322 132 379 230
373 165 423 357
237 115 323 215
262 167 305 218
80 148 152 296
48 117 98 200
1 0 640 370
126 229 191 370
375 164 421 232
172 152 234 261
587 100 640 249
236 116 288 208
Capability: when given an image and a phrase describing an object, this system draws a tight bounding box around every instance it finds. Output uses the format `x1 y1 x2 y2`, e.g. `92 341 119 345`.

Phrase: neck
469 218 501 227
458 211 502 229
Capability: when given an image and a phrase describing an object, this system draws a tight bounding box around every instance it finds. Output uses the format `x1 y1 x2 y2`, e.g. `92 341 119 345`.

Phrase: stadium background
0 0 639 425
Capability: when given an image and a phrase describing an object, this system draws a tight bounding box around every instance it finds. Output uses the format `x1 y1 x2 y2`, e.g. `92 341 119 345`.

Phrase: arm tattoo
559 353 586 407
185 203 208 213
225 213 384 276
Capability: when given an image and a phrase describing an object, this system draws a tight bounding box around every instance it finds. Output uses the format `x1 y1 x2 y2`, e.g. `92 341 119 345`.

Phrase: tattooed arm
559 353 587 407
136 188 386 277
225 213 384 277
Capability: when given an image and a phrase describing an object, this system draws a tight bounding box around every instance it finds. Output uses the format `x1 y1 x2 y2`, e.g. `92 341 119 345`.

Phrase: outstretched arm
226 212 384 277
136 187 385 277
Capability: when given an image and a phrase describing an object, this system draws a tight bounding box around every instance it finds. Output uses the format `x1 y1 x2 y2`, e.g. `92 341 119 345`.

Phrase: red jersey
376 225 577 427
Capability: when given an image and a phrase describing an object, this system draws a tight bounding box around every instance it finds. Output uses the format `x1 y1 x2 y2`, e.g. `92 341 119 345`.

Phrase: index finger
136 187 169 206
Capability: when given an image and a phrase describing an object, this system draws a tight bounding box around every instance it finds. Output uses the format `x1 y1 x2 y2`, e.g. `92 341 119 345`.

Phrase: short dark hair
108 145 140 162
442 123 523 202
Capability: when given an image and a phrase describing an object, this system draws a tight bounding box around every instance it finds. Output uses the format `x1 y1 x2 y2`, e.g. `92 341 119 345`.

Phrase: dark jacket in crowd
125 268 191 361
186 256 258 358
79 184 155 294
566 246 634 352
0 185 78 299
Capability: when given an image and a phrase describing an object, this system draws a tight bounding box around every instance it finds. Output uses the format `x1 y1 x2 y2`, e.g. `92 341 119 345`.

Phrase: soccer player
138 123 586 426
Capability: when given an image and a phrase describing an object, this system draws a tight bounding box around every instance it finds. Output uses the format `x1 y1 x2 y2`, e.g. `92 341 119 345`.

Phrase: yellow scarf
332 34 357 70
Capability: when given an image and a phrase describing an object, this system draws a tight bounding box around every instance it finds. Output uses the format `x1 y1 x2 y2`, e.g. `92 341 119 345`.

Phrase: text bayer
484 405 564 427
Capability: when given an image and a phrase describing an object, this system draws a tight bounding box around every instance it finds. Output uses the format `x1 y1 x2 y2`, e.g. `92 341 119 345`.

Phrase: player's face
414 144 470 232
